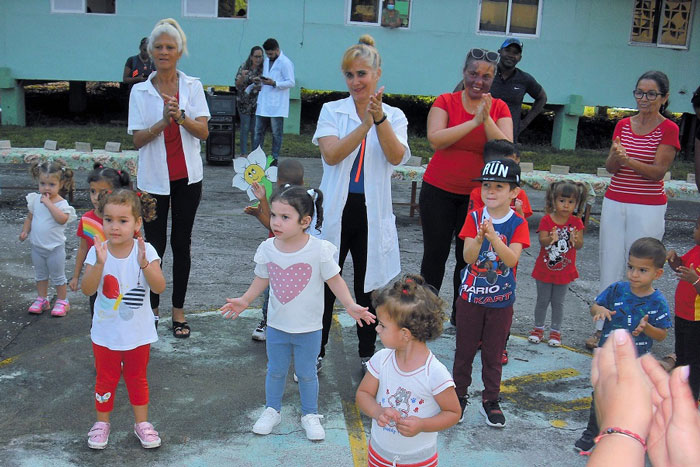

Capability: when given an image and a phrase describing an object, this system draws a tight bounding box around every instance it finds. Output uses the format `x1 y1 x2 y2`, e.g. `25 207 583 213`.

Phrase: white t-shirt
27 193 77 249
367 348 455 459
254 235 340 333
86 239 160 351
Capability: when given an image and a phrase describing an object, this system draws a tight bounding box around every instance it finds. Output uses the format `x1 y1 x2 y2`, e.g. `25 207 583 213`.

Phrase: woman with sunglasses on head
587 70 680 350
419 48 513 325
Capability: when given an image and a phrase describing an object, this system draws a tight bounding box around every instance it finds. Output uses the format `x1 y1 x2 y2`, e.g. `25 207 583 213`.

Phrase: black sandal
172 320 191 339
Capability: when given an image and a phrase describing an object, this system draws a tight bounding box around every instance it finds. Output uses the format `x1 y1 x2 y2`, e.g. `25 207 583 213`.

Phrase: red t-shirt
468 186 533 218
76 209 105 248
605 117 680 205
163 93 188 181
675 245 700 321
423 93 511 195
531 214 584 284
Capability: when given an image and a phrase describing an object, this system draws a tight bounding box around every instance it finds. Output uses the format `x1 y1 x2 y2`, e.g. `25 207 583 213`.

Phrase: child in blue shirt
575 237 672 453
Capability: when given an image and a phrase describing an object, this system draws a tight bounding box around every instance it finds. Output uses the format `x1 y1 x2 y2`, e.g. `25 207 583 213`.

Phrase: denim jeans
239 112 255 155
254 116 284 160
266 326 321 415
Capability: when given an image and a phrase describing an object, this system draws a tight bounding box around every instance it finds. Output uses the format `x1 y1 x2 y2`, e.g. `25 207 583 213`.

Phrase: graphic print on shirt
267 262 312 304
544 226 574 270
381 386 425 430
463 233 511 287
97 273 146 320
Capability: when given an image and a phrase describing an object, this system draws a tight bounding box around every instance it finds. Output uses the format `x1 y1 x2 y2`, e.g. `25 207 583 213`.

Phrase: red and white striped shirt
605 117 680 205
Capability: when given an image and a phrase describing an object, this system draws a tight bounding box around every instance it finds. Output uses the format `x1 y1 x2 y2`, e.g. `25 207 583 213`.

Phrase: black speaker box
206 128 235 163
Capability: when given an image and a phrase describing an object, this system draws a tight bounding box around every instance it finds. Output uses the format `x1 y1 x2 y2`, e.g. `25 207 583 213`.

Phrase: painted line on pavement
330 314 368 467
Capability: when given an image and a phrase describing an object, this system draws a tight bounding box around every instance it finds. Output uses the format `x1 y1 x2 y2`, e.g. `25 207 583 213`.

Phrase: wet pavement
0 155 696 466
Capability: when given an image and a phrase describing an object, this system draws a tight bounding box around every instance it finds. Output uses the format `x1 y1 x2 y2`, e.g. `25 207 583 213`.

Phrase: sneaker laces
304 414 324 425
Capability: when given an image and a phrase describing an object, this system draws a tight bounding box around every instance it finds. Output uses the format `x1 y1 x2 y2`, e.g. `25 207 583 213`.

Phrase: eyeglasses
468 48 500 64
633 89 662 101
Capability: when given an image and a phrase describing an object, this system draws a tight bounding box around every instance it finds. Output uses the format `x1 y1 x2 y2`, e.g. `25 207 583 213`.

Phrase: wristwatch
176 109 186 125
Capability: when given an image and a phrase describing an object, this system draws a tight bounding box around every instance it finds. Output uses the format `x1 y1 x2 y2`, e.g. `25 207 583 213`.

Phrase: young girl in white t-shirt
221 184 375 441
19 160 77 316
356 275 461 467
81 188 166 450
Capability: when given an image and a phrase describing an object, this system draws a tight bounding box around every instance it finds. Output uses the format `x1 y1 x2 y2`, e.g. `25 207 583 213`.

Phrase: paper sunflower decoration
232 146 278 201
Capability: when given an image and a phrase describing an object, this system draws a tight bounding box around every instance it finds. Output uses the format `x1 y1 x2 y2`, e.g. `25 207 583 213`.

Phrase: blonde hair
148 18 188 56
341 34 381 71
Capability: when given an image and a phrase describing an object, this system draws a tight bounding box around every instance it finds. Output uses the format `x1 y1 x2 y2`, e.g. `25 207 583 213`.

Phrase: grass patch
0 125 693 179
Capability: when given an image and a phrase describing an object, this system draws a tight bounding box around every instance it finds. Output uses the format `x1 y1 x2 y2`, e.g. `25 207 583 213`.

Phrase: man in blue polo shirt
454 38 547 143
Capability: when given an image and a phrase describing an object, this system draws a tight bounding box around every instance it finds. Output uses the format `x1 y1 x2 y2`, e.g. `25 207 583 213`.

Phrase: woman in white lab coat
312 35 411 372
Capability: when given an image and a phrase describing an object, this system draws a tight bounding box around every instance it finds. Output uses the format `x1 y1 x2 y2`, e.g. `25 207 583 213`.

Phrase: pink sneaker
51 299 70 317
28 297 50 314
87 421 110 449
134 421 161 448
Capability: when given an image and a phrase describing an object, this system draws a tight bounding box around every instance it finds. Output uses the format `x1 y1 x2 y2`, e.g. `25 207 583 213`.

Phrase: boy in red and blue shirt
453 159 530 428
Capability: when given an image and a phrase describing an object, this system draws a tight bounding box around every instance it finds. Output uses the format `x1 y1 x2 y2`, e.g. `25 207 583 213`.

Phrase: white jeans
596 197 666 330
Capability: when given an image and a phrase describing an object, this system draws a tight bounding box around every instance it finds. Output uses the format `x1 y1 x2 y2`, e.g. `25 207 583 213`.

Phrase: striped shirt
605 117 680 205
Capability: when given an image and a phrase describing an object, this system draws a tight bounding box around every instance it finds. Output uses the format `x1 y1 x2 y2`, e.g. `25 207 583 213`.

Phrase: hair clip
61 166 66 172
406 278 414 284
136 192 143 198
401 287 409 295
117 170 122 175
307 188 317 201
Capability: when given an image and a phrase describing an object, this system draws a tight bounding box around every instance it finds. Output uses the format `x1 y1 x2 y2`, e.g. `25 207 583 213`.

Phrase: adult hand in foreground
642 357 700 467
591 329 653 440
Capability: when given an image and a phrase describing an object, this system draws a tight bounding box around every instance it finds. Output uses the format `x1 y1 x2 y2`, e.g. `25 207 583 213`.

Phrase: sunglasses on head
468 48 500 64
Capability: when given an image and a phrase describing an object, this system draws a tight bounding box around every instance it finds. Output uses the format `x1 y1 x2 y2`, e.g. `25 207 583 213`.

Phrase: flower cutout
232 146 277 200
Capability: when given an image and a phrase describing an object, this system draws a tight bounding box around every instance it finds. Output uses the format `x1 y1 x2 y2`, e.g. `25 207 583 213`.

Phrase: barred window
631 0 694 48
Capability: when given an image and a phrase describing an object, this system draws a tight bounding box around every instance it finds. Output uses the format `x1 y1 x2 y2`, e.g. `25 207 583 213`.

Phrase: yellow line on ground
0 356 17 368
331 315 368 467
500 367 581 393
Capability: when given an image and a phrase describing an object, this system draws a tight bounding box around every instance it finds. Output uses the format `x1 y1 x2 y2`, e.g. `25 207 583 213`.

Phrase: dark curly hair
97 188 157 223
371 274 447 342
87 162 131 189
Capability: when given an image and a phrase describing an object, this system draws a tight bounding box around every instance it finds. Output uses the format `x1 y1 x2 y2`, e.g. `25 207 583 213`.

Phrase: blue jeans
265 326 321 415
254 116 284 160
239 112 255 155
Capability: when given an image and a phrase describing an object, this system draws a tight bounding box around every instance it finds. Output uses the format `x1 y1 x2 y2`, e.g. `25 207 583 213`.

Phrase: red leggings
93 343 150 412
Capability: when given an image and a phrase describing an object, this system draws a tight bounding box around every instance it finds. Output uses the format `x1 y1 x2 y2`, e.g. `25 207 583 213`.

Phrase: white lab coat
312 97 411 292
128 70 210 195
256 51 295 118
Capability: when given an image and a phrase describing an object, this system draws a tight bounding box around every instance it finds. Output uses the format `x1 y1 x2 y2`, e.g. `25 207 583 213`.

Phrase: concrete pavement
0 155 696 466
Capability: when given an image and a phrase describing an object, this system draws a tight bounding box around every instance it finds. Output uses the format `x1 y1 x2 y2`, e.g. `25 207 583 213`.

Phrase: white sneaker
251 320 267 341
301 414 325 441
252 407 281 435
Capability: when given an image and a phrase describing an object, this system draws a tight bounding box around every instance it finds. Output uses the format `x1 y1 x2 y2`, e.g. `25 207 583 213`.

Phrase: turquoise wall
1 0 698 112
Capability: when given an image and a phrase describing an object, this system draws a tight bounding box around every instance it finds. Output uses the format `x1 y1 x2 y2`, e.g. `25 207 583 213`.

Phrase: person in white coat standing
312 35 410 372
253 38 295 161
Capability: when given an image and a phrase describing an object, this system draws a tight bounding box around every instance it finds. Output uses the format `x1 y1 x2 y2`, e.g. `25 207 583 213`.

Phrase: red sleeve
536 214 552 233
491 98 511 120
458 210 478 240
432 93 450 112
76 216 87 240
660 119 681 150
511 219 530 249
468 187 483 212
612 118 626 141
518 190 533 217
571 216 585 230
681 249 693 266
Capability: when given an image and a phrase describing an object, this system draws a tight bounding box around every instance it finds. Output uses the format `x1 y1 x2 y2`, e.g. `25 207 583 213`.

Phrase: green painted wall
1 0 698 112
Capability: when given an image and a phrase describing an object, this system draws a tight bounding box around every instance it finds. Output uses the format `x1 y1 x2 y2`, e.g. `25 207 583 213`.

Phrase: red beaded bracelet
594 427 647 451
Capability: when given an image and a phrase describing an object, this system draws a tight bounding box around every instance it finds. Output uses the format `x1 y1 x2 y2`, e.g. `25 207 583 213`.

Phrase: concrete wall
0 0 697 112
